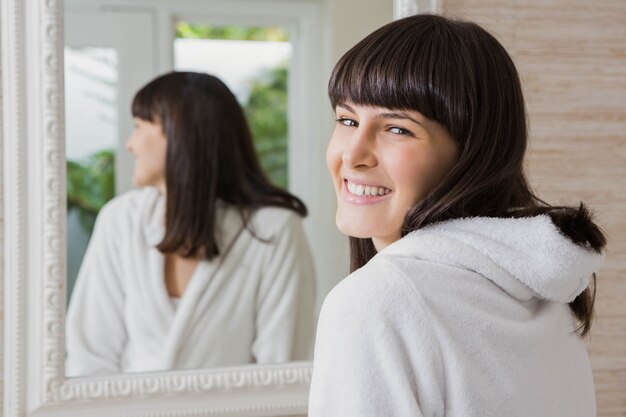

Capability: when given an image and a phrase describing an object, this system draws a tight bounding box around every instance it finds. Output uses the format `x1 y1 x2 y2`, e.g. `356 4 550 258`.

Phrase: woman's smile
342 178 392 204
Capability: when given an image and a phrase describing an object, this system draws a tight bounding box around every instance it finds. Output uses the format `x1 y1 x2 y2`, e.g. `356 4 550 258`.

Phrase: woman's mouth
343 179 392 204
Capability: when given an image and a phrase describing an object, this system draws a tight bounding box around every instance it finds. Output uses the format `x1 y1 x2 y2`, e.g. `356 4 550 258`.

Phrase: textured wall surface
442 1 626 415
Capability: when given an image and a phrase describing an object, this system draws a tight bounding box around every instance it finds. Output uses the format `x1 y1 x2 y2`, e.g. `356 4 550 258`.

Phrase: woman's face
327 103 459 251
126 117 167 192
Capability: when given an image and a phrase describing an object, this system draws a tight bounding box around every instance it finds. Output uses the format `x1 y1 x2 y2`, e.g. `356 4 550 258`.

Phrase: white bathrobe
309 215 604 417
66 187 315 376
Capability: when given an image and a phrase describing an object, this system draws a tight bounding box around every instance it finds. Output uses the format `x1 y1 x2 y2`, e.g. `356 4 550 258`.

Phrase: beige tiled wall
442 1 626 415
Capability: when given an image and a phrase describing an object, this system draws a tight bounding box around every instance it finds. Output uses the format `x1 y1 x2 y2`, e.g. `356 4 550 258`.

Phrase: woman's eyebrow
336 103 356 113
375 111 424 127
336 104 426 128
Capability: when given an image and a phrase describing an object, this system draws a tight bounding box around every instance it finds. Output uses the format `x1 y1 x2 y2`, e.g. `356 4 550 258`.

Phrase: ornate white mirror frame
1 0 434 416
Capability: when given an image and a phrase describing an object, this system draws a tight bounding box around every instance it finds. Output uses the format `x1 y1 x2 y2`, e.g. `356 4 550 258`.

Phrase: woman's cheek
326 135 344 183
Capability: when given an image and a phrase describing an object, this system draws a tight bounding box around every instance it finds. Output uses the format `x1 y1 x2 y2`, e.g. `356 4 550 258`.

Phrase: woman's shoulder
249 205 304 236
101 187 158 209
97 187 161 225
317 258 442 365
321 257 424 323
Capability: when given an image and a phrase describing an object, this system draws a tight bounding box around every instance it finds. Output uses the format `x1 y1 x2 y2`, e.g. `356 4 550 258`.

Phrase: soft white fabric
309 215 604 417
66 187 316 376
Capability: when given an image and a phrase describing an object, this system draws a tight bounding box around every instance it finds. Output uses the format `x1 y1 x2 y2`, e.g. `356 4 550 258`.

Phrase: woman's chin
335 216 373 239
132 176 149 188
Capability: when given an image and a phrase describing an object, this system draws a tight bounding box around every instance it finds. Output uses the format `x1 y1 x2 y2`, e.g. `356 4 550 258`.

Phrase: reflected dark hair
132 71 306 259
329 14 606 336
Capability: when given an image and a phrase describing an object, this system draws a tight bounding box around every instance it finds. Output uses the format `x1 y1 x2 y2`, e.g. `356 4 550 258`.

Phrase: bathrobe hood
381 213 605 303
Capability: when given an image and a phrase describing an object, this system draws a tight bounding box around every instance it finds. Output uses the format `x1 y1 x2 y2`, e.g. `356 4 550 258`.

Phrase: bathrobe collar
380 215 604 303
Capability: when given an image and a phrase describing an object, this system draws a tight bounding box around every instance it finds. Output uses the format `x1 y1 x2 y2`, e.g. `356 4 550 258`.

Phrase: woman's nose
342 128 376 169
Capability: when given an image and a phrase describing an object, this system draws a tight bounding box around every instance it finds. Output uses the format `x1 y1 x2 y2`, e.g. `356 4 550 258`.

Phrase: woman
309 15 605 417
66 72 315 376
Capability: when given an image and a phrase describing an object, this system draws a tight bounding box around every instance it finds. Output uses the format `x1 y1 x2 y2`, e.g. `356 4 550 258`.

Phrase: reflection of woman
309 15 605 416
66 72 315 376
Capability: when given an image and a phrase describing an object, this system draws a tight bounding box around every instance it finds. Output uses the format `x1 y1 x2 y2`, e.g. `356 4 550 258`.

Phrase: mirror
0 0 336 417
1 0 401 415
64 9 317 376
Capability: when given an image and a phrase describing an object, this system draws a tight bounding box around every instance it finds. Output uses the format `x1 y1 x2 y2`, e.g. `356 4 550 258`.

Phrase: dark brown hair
329 14 606 336
132 71 306 259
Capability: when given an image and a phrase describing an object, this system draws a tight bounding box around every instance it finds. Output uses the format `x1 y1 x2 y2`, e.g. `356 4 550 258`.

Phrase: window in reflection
65 47 118 302
174 23 292 188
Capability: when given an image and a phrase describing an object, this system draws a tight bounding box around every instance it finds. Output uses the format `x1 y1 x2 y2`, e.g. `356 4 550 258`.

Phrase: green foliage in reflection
67 149 115 234
244 63 289 188
176 22 289 42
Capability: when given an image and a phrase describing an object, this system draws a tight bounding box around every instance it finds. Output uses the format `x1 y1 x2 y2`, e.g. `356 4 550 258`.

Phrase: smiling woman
309 14 606 417
328 103 459 250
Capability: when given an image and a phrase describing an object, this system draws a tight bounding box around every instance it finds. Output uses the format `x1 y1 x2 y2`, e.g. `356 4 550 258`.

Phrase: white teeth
346 180 390 197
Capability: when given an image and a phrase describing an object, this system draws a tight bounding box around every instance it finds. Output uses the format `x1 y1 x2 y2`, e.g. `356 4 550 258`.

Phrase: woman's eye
389 126 413 136
335 118 357 127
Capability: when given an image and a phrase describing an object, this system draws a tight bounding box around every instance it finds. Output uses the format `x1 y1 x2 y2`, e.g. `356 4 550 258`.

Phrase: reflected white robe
66 187 316 376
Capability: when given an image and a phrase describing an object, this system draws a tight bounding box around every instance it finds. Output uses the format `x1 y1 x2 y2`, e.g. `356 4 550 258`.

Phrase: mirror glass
66 46 118 297
64 5 319 377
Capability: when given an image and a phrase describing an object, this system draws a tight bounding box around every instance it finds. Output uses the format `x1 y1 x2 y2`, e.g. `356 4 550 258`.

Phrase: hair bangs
131 81 161 122
329 15 472 139
329 42 435 118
